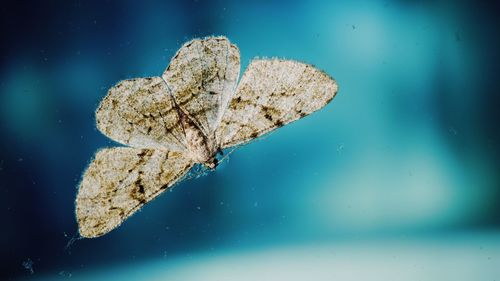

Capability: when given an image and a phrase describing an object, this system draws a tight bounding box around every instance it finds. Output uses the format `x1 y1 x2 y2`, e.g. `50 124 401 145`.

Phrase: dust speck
22 258 34 274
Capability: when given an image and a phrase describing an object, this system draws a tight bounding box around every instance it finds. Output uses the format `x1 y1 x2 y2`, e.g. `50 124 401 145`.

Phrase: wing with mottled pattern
76 147 193 238
162 36 240 135
96 77 187 151
217 59 338 148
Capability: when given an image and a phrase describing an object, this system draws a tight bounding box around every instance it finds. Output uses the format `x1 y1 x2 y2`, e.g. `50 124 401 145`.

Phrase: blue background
1 0 500 280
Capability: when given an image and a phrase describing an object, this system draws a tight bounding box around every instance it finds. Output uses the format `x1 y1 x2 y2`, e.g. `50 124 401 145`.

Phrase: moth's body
76 36 338 238
178 107 219 169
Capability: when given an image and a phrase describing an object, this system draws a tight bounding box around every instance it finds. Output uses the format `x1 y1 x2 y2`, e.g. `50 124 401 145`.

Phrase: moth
76 36 338 238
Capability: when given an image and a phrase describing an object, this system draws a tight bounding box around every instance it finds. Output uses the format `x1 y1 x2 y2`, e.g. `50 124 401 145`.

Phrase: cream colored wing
96 77 187 151
76 147 193 238
217 59 338 148
162 36 240 135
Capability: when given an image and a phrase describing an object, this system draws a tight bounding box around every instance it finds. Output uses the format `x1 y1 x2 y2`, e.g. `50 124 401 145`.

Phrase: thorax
180 113 218 167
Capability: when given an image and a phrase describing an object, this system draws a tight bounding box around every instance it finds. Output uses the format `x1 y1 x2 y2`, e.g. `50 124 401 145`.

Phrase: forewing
76 147 193 238
217 59 338 148
96 77 187 151
162 36 240 134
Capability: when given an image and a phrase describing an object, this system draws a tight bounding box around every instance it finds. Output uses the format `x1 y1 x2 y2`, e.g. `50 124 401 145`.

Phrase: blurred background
1 0 499 280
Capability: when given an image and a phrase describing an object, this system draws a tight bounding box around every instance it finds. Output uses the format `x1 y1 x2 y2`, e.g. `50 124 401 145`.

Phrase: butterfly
76 36 338 238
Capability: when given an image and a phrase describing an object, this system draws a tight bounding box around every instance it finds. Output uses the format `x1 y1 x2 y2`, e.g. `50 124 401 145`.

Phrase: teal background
1 0 499 280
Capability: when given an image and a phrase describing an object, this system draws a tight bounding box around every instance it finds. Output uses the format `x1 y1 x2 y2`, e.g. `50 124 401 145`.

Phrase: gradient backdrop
1 0 500 280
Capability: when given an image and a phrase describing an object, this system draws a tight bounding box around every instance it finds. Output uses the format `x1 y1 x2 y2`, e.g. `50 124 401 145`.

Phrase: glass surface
1 0 499 280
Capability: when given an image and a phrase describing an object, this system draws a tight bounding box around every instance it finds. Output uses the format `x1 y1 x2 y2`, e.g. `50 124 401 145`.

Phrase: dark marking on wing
131 178 147 204
229 96 253 110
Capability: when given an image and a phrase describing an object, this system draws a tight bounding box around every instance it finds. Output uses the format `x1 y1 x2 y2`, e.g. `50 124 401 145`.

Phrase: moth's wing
217 59 338 148
76 147 193 238
162 36 240 135
96 77 187 151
